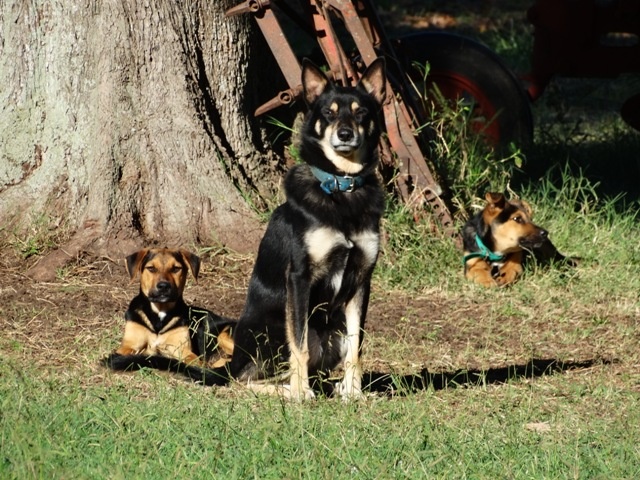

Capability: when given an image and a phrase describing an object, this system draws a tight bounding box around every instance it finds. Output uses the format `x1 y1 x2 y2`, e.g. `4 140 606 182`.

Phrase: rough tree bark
0 0 286 279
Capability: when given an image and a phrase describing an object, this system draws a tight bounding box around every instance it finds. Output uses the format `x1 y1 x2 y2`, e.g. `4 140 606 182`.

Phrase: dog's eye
146 266 157 273
512 216 523 224
322 108 336 121
171 266 182 273
355 107 368 121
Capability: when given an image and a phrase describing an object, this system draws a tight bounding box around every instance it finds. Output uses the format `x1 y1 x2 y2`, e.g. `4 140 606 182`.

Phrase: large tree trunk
0 0 285 279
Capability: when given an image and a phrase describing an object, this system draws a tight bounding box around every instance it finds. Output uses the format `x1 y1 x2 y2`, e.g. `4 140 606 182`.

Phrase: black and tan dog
103 248 235 373
462 192 572 287
184 58 387 400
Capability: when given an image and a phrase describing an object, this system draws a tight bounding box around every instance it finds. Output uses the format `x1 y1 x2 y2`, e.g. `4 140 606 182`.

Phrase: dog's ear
519 200 533 218
179 250 201 282
358 57 386 106
125 249 149 280
485 192 506 210
301 59 331 106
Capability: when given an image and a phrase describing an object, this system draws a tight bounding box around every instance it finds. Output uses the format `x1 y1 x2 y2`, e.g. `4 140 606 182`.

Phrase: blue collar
309 166 365 195
463 234 506 264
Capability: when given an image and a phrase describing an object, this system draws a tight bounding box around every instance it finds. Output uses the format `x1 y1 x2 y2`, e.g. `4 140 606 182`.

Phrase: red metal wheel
394 32 533 150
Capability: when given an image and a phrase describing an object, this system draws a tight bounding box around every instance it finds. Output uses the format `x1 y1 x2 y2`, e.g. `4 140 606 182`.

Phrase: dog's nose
155 281 172 293
337 127 354 142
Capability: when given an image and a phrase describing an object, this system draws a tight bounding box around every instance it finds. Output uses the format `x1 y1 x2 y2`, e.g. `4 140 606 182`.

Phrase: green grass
4 156 640 479
2 358 639 479
6 213 70 260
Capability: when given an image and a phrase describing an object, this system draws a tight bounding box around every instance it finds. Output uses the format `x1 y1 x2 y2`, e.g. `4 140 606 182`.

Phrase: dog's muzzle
148 281 178 303
519 228 548 249
331 126 361 153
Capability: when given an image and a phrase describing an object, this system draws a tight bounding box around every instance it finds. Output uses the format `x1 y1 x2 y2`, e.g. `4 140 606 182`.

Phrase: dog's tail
179 363 231 386
102 353 230 386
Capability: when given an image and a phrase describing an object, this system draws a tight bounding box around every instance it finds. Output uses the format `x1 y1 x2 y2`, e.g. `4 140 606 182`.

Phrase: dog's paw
286 367 316 401
495 266 522 287
465 262 498 287
495 274 516 287
286 384 316 402
475 275 498 288
335 379 364 401
244 380 316 401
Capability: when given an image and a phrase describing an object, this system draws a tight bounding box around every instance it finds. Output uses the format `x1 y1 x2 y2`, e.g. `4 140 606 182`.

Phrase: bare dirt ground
2 248 631 396
3 251 437 375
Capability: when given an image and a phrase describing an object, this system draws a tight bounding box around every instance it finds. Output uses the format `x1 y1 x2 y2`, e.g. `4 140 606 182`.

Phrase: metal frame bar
226 0 454 232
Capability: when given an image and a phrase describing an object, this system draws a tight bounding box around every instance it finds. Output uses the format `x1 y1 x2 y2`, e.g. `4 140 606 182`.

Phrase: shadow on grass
361 357 615 396
516 134 640 204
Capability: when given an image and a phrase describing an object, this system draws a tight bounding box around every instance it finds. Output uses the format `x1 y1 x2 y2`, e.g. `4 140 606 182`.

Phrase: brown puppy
104 248 235 372
462 192 571 287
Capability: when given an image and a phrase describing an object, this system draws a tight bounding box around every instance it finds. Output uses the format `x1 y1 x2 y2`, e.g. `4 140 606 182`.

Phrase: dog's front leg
465 258 497 287
496 252 524 286
336 285 368 401
115 321 152 355
159 326 202 366
285 269 315 401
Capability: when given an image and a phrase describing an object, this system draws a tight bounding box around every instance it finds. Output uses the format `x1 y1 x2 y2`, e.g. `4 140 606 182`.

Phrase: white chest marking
305 227 350 264
350 230 380 267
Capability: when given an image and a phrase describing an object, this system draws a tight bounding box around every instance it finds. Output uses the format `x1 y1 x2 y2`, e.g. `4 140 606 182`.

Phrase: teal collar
309 166 365 195
463 234 505 264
